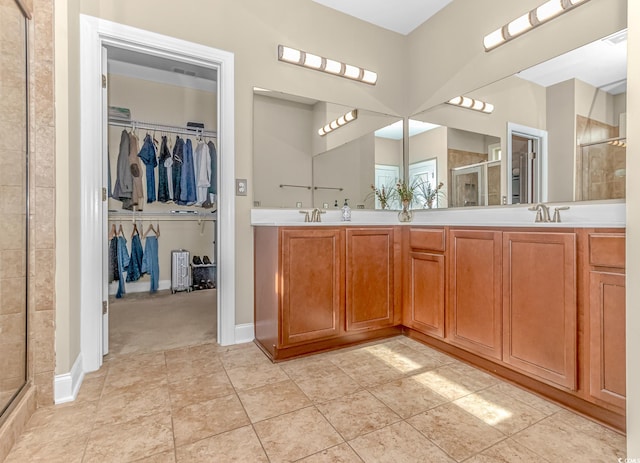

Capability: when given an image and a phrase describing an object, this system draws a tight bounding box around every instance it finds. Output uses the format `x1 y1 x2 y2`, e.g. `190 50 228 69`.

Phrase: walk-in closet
104 46 219 356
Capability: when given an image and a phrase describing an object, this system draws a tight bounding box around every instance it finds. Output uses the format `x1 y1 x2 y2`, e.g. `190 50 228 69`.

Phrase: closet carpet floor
108 289 217 356
4 336 626 462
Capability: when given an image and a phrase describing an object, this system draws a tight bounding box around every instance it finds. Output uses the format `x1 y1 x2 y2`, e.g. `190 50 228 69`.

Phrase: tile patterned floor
4 336 626 462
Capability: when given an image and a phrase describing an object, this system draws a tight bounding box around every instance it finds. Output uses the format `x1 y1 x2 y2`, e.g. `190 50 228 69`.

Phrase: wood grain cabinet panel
405 252 445 338
281 229 343 346
447 230 503 360
588 271 626 411
345 228 399 331
503 232 577 390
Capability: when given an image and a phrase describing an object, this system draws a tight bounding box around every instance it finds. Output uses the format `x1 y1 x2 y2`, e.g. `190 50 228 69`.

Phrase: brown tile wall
576 115 625 200
0 0 55 460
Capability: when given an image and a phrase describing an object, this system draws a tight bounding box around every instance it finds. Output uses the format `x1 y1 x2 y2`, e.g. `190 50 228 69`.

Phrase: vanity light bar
483 0 590 51
447 96 494 114
278 45 377 85
318 109 358 136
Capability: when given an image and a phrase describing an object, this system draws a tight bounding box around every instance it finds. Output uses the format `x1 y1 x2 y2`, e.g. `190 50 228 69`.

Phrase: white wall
627 0 639 456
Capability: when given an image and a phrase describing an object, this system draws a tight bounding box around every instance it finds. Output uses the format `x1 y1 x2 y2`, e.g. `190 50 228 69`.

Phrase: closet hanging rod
108 118 217 138
108 210 216 220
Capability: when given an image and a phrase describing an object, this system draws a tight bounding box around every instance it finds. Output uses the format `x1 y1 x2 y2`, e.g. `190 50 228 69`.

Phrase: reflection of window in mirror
488 143 501 161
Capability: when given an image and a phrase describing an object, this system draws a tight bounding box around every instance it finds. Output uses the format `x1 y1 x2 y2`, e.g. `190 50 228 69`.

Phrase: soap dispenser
341 199 351 222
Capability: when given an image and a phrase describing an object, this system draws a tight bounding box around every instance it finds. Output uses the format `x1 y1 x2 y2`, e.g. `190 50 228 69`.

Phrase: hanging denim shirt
179 138 197 206
207 140 217 196
116 235 130 299
141 235 160 293
157 136 171 203
126 232 144 282
138 134 158 203
171 137 184 202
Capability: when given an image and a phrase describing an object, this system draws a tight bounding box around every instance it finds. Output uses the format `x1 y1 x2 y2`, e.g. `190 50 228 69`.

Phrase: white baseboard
235 323 255 344
54 354 85 404
108 279 172 295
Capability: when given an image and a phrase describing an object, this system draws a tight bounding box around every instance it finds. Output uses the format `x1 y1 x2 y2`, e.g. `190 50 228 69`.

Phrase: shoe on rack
206 280 215 289
202 255 211 265
193 256 202 265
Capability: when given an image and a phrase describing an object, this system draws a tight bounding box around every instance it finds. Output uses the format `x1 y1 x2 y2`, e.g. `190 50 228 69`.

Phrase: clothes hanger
109 223 117 240
143 223 156 238
117 223 124 237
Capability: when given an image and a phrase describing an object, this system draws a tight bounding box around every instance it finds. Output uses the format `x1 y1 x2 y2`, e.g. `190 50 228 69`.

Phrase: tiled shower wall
0 0 55 460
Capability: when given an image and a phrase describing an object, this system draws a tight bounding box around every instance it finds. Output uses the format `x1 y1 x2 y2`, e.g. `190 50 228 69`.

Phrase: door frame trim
506 122 548 204
79 15 236 372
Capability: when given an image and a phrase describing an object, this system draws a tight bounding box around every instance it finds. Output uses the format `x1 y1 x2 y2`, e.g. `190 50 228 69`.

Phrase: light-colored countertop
251 201 625 228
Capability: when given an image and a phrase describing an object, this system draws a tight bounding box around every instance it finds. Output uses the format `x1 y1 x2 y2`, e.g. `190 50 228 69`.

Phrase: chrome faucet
529 203 551 223
310 208 324 223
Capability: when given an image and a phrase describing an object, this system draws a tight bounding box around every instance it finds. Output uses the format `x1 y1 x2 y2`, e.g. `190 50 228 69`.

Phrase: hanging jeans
138 134 158 203
172 137 184 202
126 233 144 282
157 136 171 203
179 138 197 205
116 236 130 298
141 236 159 293
108 236 118 283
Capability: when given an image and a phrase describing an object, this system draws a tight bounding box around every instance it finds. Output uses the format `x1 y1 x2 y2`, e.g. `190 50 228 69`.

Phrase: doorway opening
104 44 219 357
79 15 236 374
506 123 548 205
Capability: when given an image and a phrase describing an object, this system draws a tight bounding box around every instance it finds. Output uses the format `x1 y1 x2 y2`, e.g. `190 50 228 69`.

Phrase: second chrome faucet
528 203 570 223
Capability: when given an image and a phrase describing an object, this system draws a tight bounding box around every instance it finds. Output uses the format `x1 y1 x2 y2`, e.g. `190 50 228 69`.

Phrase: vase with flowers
369 183 394 210
415 180 445 209
395 179 415 222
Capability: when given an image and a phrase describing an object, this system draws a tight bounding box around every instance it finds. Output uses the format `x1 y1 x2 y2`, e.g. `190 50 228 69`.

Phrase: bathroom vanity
253 203 626 430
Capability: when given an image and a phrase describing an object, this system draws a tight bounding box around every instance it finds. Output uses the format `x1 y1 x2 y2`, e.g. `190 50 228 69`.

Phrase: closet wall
107 69 217 292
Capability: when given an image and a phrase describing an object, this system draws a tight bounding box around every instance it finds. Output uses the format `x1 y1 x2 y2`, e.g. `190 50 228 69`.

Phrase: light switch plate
236 178 247 196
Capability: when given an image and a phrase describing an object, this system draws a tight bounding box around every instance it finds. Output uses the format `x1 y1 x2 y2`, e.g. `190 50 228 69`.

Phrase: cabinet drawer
409 228 445 251
589 234 625 269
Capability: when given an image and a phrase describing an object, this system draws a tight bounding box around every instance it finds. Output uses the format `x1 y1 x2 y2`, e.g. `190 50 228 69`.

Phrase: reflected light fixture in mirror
278 45 378 84
447 96 494 113
483 0 590 51
318 109 358 136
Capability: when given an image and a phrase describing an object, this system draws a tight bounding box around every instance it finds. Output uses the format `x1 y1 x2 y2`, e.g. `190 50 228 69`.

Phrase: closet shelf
108 118 217 138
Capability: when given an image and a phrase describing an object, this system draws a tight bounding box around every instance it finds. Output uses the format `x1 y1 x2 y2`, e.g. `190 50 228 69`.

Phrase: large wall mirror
410 28 627 208
253 88 402 209
0 0 29 420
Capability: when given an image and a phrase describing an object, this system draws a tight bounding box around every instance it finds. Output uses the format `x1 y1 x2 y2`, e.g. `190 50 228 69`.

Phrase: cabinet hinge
529 151 537 160
102 300 108 315
102 74 107 89
102 187 107 202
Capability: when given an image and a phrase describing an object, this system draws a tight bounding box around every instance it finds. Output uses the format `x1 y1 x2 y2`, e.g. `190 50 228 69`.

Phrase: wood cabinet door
405 252 445 338
280 228 343 346
345 228 399 331
503 232 577 390
589 271 626 410
447 229 502 359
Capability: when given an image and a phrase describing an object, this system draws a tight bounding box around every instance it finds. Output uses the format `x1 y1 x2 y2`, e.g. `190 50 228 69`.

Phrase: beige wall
409 127 448 207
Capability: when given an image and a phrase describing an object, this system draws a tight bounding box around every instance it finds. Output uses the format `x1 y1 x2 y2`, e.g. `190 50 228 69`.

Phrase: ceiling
310 0 453 35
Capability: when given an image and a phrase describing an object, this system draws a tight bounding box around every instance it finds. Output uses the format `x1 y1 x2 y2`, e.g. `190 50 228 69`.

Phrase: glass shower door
0 1 29 419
